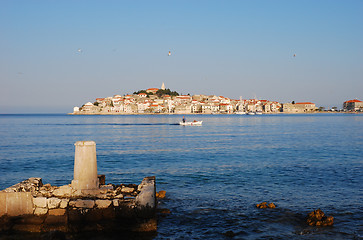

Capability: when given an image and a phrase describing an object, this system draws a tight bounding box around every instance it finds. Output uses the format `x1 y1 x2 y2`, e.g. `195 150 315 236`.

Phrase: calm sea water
0 114 362 239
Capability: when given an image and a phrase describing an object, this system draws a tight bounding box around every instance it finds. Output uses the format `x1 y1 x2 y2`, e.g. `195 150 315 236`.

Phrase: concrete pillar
71 141 99 190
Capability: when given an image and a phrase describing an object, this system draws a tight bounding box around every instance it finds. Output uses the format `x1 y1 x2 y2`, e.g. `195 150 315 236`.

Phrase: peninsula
71 83 362 115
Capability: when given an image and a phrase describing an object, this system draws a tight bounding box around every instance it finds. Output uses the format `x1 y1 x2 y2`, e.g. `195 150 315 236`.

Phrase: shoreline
67 111 362 115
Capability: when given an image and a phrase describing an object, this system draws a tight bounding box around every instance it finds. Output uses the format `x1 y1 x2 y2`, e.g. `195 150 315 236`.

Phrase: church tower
161 82 165 90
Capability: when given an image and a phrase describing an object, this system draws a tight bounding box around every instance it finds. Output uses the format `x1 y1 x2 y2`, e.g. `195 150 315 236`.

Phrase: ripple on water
0 114 362 239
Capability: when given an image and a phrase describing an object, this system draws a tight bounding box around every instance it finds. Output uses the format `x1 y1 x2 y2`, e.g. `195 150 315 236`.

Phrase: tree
133 89 154 97
156 88 179 97
292 101 295 104
133 90 147 95
318 106 325 111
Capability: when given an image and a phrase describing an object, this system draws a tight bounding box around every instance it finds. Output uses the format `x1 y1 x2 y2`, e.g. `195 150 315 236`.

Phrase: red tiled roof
177 96 191 99
344 99 362 103
296 102 314 105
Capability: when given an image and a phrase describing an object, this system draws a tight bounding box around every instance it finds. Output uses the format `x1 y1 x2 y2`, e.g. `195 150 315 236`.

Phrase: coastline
67 111 360 115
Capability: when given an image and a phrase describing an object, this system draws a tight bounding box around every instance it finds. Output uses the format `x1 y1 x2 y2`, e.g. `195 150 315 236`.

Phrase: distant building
283 102 316 113
138 93 148 98
174 104 192 114
74 86 290 115
343 99 363 111
175 95 192 103
219 103 233 113
146 88 159 94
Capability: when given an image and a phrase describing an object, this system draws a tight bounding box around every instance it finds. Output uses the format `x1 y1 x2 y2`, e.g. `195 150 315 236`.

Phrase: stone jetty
0 141 157 233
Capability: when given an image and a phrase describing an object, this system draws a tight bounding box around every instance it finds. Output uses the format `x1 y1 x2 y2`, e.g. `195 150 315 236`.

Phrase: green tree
133 90 147 94
318 106 325 111
156 88 179 97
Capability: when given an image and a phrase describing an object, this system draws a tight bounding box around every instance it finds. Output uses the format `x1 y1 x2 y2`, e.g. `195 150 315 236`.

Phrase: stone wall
0 176 157 233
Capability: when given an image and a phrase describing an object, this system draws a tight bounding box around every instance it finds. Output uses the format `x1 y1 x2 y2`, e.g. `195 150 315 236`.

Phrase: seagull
77 48 82 53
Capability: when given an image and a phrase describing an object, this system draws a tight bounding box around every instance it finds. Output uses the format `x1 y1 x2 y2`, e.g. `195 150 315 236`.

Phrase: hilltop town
72 83 363 115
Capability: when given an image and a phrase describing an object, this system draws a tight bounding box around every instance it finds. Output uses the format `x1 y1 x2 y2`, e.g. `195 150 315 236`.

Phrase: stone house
191 104 202 113
283 102 316 113
174 104 192 114
81 102 97 112
124 103 138 113
201 104 212 114
146 88 159 94
137 102 150 113
219 103 233 113
343 99 363 111
138 93 148 98
263 103 271 113
149 104 165 113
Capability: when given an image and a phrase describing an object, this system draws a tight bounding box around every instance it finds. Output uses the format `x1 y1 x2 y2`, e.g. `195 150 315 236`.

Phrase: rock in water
256 202 268 208
268 203 276 208
307 209 334 226
256 202 276 209
223 230 236 237
156 190 166 199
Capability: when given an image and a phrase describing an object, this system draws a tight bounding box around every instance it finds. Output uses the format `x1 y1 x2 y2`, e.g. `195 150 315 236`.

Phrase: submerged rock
256 202 276 209
223 230 236 237
156 190 166 199
256 202 268 209
306 209 334 226
158 208 171 215
268 203 276 208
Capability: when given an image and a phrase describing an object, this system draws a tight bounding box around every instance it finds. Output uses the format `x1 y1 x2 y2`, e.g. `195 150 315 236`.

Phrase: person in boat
182 116 185 123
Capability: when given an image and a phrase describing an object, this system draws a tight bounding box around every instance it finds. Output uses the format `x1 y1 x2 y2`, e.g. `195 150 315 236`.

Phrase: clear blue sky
1 0 362 113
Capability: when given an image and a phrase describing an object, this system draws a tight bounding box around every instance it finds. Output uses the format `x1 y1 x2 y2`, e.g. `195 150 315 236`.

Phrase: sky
1 0 362 113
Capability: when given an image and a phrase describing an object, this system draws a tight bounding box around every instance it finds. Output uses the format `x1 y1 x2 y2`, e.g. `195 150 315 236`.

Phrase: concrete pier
71 141 99 190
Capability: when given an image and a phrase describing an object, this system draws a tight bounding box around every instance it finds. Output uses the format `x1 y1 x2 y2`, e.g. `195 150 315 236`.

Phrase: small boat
256 111 263 115
179 120 203 126
247 112 256 115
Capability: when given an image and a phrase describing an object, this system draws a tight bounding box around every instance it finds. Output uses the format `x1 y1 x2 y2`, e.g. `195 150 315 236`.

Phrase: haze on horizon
1 0 362 113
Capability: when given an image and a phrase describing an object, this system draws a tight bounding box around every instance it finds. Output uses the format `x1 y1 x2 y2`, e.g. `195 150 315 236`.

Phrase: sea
0 113 362 240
